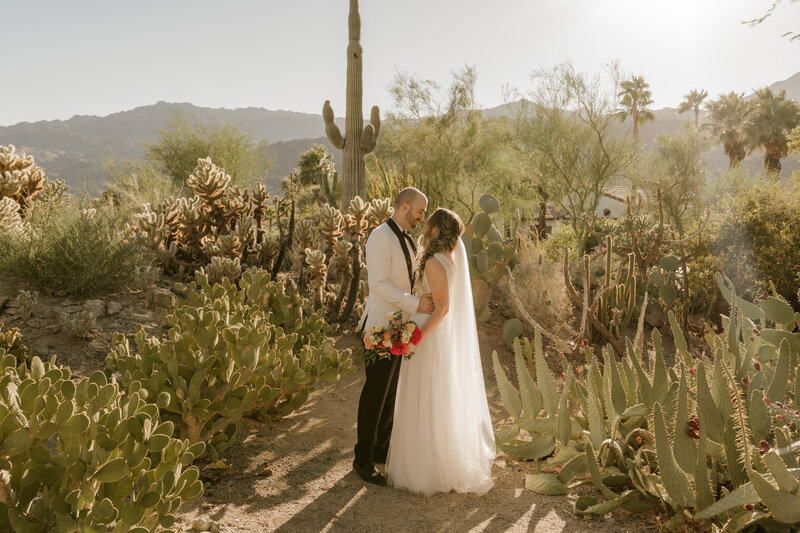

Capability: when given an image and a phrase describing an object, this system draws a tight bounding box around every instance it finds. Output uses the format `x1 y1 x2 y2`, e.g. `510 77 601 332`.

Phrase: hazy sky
2 0 799 127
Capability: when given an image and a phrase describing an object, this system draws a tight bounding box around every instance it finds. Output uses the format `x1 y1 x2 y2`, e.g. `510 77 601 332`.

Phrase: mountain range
1 72 798 194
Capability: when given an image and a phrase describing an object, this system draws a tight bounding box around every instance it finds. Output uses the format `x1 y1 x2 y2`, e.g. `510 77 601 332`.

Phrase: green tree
146 112 273 187
512 63 634 253
705 92 752 168
745 87 800 175
677 88 708 127
789 126 800 189
644 124 709 236
615 75 655 145
376 66 509 220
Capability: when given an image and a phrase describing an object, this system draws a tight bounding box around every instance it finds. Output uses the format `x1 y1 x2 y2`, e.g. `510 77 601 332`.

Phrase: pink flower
364 336 373 350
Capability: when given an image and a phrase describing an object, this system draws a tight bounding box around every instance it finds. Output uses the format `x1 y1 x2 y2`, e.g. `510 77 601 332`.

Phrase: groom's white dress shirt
359 221 419 332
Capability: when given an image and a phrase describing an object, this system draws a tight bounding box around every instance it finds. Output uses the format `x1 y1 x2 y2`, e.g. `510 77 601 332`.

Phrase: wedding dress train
386 241 496 495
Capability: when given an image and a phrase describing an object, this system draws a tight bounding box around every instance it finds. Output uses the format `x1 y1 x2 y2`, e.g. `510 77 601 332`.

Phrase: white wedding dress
386 240 496 495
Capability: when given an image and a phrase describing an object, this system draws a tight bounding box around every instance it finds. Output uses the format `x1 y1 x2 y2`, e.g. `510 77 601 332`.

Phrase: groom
353 187 433 485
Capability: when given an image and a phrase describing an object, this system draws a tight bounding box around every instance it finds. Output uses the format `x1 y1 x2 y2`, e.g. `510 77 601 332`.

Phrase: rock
0 296 7 312
106 301 123 316
150 288 175 308
644 303 665 328
83 299 105 316
45 324 61 334
192 519 209 532
30 339 53 356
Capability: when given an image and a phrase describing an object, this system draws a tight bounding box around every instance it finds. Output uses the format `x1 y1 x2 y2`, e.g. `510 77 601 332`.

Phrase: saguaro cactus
323 0 381 209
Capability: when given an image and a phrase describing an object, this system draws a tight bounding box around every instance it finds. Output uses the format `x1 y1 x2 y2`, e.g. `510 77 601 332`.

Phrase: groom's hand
417 294 435 314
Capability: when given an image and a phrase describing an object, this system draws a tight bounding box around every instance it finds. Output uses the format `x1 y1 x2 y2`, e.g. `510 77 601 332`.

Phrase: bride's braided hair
415 208 464 280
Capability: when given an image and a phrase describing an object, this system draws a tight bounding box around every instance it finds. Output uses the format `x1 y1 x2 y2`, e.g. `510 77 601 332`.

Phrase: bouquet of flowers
361 311 423 364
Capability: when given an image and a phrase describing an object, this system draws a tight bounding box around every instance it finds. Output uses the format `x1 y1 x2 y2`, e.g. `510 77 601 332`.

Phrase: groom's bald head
393 187 428 231
394 187 426 209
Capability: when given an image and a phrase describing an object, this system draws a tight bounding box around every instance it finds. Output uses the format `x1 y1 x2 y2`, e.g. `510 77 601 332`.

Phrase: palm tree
616 75 655 145
705 92 752 168
677 88 708 127
744 87 800 175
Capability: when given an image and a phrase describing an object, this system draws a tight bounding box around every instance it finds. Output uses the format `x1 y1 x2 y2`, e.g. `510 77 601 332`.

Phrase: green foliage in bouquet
494 269 800 531
106 268 355 460
0 333 203 532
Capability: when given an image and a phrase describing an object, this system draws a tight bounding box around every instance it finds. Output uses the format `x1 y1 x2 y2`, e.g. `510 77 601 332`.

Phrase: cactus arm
364 105 381 153
360 123 374 152
323 101 345 150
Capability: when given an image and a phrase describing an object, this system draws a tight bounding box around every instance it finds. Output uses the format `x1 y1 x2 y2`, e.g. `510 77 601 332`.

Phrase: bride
386 207 496 495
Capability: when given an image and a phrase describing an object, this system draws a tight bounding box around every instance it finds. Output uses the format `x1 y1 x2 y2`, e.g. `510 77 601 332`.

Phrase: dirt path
175 322 656 533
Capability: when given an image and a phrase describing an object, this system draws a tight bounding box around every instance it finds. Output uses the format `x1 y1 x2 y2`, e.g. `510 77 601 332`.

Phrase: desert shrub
540 222 580 263
59 310 98 338
146 112 273 189
686 182 800 308
507 234 573 337
493 271 800 530
0 330 204 532
104 158 189 211
107 268 355 460
0 198 150 296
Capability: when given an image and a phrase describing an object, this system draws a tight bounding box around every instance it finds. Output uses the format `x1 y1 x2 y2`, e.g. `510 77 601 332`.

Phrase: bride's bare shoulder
424 256 447 276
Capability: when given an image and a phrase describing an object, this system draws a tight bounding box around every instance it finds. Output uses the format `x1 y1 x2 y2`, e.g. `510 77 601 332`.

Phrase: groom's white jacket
359 221 420 331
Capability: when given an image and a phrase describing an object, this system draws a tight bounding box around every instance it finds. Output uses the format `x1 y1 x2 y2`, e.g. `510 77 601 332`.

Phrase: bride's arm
419 258 449 339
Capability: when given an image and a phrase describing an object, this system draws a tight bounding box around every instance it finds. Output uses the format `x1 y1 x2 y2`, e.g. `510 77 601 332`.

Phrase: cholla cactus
206 255 242 284
0 144 48 211
250 183 271 236
306 248 327 309
318 203 344 258
367 197 392 231
0 197 25 236
248 235 279 270
186 157 230 205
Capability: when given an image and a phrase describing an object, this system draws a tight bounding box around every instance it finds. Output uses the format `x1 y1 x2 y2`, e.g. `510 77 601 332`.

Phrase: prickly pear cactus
0 334 203 532
463 194 517 328
107 268 355 460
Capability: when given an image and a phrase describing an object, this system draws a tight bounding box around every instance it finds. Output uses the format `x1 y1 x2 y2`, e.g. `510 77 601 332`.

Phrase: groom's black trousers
354 355 402 464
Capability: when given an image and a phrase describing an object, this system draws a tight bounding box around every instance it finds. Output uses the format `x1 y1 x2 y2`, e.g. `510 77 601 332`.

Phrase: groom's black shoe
353 459 387 486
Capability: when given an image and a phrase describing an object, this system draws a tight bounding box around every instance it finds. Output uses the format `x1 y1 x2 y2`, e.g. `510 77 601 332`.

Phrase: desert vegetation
2 1 800 531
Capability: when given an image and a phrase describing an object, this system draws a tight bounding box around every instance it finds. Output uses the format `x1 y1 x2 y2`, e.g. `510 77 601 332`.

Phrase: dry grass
505 232 574 337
